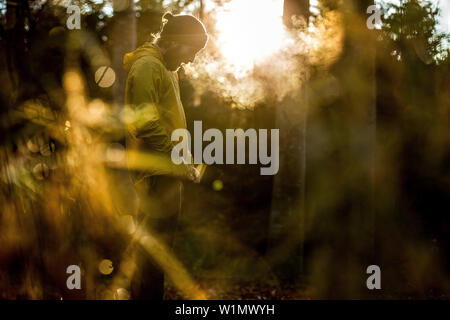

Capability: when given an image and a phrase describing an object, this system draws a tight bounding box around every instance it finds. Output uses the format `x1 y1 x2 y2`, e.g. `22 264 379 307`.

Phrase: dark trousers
130 175 183 300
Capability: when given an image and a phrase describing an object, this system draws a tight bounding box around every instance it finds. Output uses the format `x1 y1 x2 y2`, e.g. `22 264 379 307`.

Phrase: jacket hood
123 42 165 72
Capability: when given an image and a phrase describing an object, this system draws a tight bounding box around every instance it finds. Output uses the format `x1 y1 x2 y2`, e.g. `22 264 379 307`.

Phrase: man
123 12 208 299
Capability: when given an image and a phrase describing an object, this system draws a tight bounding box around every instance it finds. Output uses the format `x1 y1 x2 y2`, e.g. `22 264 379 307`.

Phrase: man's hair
156 12 208 50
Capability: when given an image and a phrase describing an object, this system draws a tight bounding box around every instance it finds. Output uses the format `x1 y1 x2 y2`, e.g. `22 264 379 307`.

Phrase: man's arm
126 59 198 182
127 59 175 153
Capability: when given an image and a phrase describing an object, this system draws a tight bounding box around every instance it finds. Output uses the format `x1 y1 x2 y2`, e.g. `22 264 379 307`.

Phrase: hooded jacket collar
123 42 166 72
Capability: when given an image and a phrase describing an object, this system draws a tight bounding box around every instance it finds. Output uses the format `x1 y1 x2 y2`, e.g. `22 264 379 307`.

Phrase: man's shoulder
131 55 165 77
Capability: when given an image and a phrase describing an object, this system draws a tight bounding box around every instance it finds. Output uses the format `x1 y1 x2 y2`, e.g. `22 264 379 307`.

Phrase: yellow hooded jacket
123 42 189 183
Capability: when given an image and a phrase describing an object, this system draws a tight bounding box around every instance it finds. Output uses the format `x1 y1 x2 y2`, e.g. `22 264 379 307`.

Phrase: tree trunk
267 0 309 283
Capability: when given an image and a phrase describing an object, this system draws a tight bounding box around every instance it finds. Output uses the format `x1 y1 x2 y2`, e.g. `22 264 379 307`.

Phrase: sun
213 0 287 78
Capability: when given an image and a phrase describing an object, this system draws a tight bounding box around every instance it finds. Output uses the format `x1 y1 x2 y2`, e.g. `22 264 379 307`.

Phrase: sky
436 0 450 33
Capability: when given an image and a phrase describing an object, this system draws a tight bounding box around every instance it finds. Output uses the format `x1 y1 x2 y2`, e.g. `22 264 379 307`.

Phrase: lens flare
214 0 286 78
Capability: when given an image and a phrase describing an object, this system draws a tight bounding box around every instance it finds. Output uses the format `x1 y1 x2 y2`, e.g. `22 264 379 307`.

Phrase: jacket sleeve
126 58 192 180
127 59 175 154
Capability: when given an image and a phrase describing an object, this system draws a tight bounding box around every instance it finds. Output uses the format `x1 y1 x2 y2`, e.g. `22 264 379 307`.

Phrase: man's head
156 12 208 71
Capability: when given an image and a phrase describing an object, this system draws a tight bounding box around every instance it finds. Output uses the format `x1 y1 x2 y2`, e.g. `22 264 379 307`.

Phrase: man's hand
186 165 201 183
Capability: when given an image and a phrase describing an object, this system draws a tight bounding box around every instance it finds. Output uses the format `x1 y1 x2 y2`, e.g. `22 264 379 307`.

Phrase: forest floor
165 280 311 300
165 280 450 300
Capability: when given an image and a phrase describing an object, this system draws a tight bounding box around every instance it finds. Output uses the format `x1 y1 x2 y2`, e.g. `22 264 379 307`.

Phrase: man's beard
164 50 182 71
166 61 181 71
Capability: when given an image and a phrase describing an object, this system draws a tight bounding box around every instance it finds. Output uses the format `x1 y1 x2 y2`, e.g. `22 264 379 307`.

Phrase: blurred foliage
381 0 449 63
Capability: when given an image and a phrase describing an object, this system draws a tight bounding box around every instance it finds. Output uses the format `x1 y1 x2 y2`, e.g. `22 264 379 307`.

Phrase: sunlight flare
213 0 286 77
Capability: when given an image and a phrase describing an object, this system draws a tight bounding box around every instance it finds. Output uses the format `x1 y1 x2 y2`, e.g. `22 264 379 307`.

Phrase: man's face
164 42 201 71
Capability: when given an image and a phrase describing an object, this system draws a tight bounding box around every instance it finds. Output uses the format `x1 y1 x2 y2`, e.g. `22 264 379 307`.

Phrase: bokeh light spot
95 66 116 88
212 179 223 191
98 259 114 275
32 163 49 180
114 288 130 300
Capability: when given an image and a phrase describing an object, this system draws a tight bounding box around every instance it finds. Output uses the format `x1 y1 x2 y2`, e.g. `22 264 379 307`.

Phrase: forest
0 0 449 299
